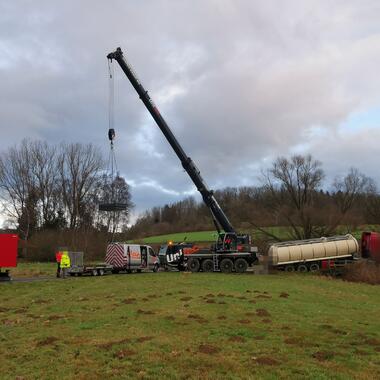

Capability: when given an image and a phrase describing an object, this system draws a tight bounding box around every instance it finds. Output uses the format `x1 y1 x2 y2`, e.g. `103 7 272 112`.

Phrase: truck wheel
92 269 98 276
235 258 248 273
112 269 119 274
309 263 320 272
201 259 214 272
220 258 233 273
153 264 159 273
285 265 295 272
297 264 308 273
98 269 105 276
187 258 200 272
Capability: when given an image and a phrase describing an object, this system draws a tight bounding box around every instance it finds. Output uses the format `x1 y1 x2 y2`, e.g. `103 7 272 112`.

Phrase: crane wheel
234 258 248 273
201 259 214 272
92 269 98 276
285 265 295 272
98 269 105 276
297 264 308 273
220 258 233 273
187 258 200 272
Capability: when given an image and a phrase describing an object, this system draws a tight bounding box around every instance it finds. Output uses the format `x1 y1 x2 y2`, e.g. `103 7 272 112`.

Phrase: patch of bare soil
253 356 279 366
217 293 226 297
284 338 298 345
205 299 216 304
141 298 149 302
343 261 380 285
165 315 175 321
187 314 207 324
238 319 251 324
255 295 272 299
114 349 136 359
217 315 227 320
279 292 289 298
36 337 59 347
0 307 9 313
206 293 215 297
256 309 271 317
97 338 131 349
165 292 173 296
198 344 220 355
354 349 370 356
14 308 28 314
137 309 155 315
122 298 136 304
246 290 252 293
136 336 153 343
218 301 226 304
180 296 192 301
364 338 380 346
237 296 247 300
183 304 190 307
229 336 246 343
47 315 64 321
178 290 186 294
312 351 334 361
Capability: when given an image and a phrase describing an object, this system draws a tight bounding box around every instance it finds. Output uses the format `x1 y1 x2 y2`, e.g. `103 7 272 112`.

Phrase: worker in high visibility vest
60 251 71 278
55 251 62 278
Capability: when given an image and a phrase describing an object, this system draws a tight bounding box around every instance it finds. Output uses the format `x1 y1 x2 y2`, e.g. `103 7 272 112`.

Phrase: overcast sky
0 0 379 221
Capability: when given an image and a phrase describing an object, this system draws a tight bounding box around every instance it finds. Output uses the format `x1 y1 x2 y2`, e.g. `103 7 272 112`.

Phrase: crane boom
107 47 235 234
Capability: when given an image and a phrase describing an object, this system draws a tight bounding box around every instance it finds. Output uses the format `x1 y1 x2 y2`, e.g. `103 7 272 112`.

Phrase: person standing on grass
55 250 63 278
60 251 71 279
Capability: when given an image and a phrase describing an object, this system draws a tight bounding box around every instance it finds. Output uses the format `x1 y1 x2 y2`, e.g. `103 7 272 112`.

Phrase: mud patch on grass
205 293 215 297
187 314 207 324
229 336 246 343
255 295 272 299
183 304 190 307
0 307 9 313
364 338 380 346
14 308 28 314
238 319 251 324
141 298 149 302
246 290 252 293
165 292 173 296
262 319 272 324
97 338 131 349
122 298 136 304
178 291 186 294
217 293 226 297
136 336 153 343
205 299 216 304
36 337 59 347
217 315 227 320
237 296 247 300
218 301 226 304
47 315 64 321
114 349 136 359
354 349 370 356
256 309 271 318
165 316 175 321
312 351 334 361
180 296 192 301
279 292 289 298
137 309 155 315
253 356 279 366
198 344 220 355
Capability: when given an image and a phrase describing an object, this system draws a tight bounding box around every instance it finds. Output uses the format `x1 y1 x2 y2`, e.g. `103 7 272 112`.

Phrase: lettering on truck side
167 249 183 263
130 252 140 259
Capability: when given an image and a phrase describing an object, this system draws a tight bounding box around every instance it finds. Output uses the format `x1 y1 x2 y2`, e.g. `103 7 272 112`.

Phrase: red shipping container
361 232 380 263
0 234 18 268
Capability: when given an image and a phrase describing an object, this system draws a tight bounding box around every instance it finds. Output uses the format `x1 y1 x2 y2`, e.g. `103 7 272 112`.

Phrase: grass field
130 225 380 244
1 264 380 379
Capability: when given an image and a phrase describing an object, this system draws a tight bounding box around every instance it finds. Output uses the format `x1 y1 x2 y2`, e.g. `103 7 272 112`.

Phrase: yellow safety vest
60 252 71 268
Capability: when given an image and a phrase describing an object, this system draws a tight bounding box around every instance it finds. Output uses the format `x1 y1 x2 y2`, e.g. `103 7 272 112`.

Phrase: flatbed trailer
67 252 113 276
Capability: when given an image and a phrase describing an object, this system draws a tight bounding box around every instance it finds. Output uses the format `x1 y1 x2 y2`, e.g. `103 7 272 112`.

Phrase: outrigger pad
99 203 128 212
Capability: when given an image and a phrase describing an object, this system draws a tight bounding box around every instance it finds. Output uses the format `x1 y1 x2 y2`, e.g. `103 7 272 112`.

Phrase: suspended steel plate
99 203 128 212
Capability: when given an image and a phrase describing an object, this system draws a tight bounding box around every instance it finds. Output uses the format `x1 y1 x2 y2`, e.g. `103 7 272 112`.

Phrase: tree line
128 155 380 241
0 140 133 259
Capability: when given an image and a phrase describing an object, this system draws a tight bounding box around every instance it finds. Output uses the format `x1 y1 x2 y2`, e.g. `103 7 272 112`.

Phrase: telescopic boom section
107 47 235 234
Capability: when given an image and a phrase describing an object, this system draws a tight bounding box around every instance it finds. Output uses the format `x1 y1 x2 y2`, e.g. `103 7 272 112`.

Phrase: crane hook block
108 128 115 141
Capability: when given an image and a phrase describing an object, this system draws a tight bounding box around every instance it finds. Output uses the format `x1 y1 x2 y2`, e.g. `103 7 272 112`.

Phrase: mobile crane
107 47 257 272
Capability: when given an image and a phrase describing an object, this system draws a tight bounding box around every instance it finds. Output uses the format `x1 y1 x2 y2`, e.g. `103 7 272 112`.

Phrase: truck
267 234 359 272
361 231 380 263
0 234 18 281
105 243 159 273
107 47 257 273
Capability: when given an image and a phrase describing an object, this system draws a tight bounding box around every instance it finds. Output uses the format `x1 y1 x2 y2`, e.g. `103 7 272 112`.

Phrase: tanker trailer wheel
187 258 200 272
201 259 213 272
309 263 320 272
285 265 295 272
234 258 248 273
152 263 159 273
220 258 233 273
98 269 105 276
297 264 308 273
92 269 98 276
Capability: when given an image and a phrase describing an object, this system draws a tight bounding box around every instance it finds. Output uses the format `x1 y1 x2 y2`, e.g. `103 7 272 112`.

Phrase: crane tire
92 269 98 276
285 265 295 272
235 258 248 273
220 258 233 273
187 258 200 272
98 269 105 276
201 259 214 272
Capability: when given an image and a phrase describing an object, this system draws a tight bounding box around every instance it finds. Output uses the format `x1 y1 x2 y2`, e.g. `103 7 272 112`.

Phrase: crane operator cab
216 232 251 253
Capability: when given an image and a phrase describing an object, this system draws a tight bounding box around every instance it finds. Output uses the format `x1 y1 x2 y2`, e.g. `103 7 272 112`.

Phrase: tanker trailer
268 234 359 272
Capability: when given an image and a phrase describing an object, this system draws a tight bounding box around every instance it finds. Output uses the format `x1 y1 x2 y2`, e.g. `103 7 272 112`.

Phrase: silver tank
268 234 359 266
